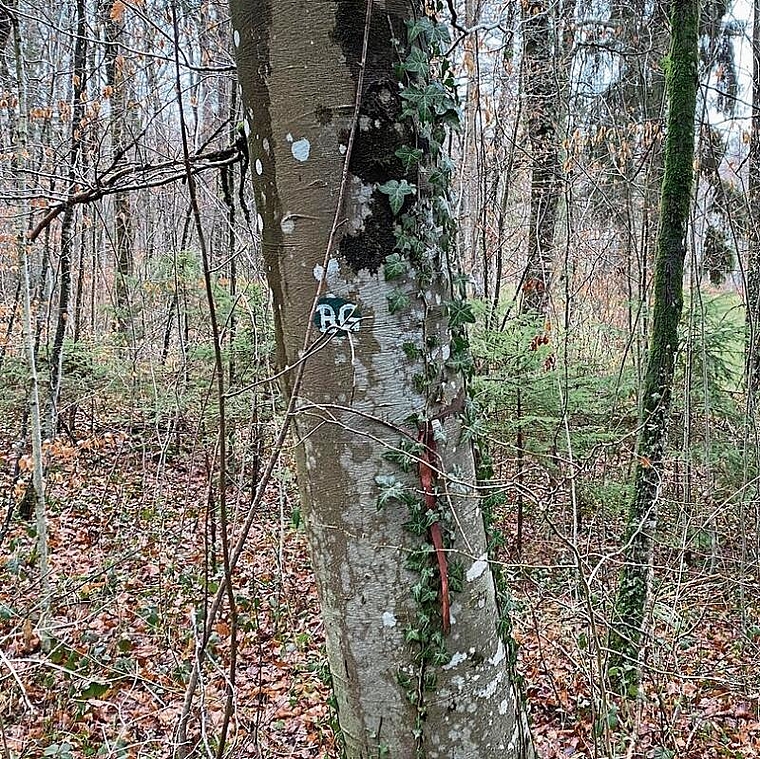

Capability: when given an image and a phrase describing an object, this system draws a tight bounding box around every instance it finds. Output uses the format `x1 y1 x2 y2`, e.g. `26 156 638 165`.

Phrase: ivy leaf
406 17 435 44
402 341 423 360
400 46 430 78
387 288 411 314
446 299 476 328
383 252 406 280
377 179 416 215
375 474 407 508
401 84 447 123
446 349 473 374
428 166 449 190
429 22 451 47
395 145 424 171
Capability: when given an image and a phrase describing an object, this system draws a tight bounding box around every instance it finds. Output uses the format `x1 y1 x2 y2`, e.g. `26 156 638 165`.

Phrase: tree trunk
521 0 563 315
746 0 760 397
48 0 87 436
102 0 133 336
11 1 50 626
457 0 484 295
607 0 699 692
230 2 534 756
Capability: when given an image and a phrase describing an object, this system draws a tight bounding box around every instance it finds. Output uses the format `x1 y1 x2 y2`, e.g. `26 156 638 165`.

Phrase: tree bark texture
102 0 133 335
48 0 87 435
607 0 699 691
746 0 760 397
230 2 533 756
521 0 563 315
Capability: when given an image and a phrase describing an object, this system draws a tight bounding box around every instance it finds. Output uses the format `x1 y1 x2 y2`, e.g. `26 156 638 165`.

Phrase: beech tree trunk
230 2 533 756
607 0 699 692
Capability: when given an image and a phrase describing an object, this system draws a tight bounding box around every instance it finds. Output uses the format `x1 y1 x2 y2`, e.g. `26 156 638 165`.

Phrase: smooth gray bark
230 1 534 756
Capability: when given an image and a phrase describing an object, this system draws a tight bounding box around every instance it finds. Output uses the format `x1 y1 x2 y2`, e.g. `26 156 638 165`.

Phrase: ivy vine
371 5 522 755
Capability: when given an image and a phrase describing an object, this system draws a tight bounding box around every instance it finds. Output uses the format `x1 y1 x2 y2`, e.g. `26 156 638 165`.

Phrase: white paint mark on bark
313 258 339 283
286 132 293 142
233 29 240 47
280 215 295 234
255 158 263 175
442 651 468 670
489 639 506 666
348 179 375 234
476 672 503 699
256 213 264 233
291 138 310 162
263 137 270 153
466 554 489 582
339 143 347 155
243 120 250 138
381 611 397 627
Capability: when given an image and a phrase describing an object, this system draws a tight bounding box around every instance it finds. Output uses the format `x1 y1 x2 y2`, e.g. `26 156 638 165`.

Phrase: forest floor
1 425 759 758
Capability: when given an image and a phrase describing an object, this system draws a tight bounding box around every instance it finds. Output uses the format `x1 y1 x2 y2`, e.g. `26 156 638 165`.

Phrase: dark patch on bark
339 197 399 274
315 103 332 125
332 1 408 82
332 3 418 276
343 79 412 184
338 79 416 274
340 77 416 274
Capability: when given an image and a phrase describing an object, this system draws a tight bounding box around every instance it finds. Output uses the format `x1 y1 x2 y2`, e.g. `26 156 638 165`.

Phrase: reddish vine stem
418 421 450 634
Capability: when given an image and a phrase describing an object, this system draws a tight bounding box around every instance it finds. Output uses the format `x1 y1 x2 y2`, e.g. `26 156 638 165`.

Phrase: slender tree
101 0 134 336
747 0 760 396
230 1 534 755
47 0 87 435
607 0 700 691
521 0 567 314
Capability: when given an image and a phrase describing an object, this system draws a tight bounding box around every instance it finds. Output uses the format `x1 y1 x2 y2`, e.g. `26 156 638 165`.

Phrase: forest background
0 0 759 757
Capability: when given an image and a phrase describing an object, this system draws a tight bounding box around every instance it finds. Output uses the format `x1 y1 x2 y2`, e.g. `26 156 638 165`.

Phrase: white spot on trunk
442 651 468 670
286 132 293 142
499 697 511 715
382 611 397 627
233 29 240 47
243 120 251 138
489 639 506 666
348 179 375 234
466 554 489 582
313 258 339 283
476 672 503 699
256 213 264 233
339 144 347 155
263 137 270 153
291 138 310 162
255 158 263 175
280 215 295 235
